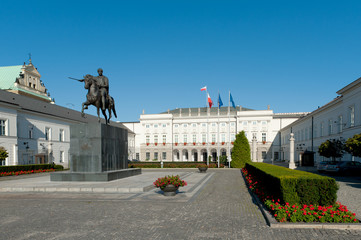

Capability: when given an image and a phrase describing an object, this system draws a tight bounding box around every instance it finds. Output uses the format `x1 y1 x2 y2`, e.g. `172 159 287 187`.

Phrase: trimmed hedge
128 162 223 168
244 162 338 206
0 164 56 173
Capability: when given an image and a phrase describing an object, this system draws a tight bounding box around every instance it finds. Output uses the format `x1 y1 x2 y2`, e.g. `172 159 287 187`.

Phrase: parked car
317 161 329 173
325 161 361 175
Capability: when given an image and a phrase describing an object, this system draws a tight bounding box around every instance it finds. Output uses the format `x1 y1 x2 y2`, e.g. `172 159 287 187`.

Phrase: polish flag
207 93 213 108
200 86 207 91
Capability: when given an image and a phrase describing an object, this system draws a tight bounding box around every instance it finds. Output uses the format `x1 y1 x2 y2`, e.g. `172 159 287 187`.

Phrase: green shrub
245 162 338 205
0 164 55 173
53 164 64 171
128 162 222 168
231 131 251 168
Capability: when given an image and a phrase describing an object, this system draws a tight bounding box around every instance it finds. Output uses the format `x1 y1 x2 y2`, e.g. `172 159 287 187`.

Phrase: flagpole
217 91 220 168
206 87 209 166
228 91 231 168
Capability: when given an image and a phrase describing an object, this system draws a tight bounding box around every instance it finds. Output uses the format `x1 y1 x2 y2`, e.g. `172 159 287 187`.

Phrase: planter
198 167 208 173
146 143 149 146
262 141 266 144
155 143 158 146
231 142 234 145
184 143 187 146
202 142 206 145
161 184 178 196
221 142 225 145
163 143 166 146
193 142 196 145
175 143 178 146
211 142 215 145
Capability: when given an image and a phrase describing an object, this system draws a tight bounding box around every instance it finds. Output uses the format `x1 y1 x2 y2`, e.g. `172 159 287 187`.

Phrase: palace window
183 134 187 143
146 152 150 160
262 133 266 142
162 135 166 143
221 134 225 142
45 127 51 141
59 129 64 142
60 151 64 163
0 120 6 136
175 135 178 143
154 135 158 144
154 152 158 160
349 106 355 127
162 152 166 160
146 135 150 144
146 124 150 128
212 134 216 142
328 120 333 135
338 115 343 133
192 134 197 142
202 134 206 142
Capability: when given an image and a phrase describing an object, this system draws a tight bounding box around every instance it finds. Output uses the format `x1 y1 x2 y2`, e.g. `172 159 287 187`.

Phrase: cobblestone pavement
1 169 361 240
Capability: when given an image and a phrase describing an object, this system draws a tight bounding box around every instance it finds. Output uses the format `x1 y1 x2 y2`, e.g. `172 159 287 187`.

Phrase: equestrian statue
69 68 117 124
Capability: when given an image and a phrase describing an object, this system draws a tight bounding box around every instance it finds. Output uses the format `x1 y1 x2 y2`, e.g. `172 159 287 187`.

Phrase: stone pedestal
51 123 141 181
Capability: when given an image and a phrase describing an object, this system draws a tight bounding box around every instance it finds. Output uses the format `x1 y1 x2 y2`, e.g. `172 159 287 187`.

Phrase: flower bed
153 175 187 189
0 169 55 177
242 168 359 223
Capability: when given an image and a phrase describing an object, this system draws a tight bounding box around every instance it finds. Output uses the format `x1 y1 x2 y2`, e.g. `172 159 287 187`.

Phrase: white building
0 61 128 167
123 107 306 163
280 77 361 165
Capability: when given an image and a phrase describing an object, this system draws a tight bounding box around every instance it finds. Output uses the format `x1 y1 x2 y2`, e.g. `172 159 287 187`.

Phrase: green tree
345 133 361 158
231 131 251 168
0 147 8 164
318 139 345 161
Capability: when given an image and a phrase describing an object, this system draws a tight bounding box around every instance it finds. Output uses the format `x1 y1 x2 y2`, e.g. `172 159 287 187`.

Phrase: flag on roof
230 93 236 109
208 93 213 108
218 93 223 109
200 86 207 91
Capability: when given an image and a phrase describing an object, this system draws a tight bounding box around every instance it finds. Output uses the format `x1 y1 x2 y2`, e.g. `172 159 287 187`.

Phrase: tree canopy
0 147 8 161
345 133 361 158
318 139 345 161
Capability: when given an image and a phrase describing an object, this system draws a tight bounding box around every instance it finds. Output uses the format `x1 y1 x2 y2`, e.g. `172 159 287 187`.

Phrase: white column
13 144 18 165
289 133 296 169
252 135 257 162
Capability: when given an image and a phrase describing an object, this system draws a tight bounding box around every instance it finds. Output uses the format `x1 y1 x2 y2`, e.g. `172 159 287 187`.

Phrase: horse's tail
112 97 117 118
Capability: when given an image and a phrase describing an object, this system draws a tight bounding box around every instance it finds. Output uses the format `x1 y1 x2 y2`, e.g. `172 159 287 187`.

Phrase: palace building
123 107 307 163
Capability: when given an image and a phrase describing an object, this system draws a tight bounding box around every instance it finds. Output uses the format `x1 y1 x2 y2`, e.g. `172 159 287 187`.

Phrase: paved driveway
0 169 360 240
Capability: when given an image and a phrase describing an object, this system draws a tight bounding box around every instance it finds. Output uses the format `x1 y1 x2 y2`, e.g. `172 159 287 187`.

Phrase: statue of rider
95 68 109 111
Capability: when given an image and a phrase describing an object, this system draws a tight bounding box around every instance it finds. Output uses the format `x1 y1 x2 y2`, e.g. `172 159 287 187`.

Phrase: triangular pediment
24 63 41 78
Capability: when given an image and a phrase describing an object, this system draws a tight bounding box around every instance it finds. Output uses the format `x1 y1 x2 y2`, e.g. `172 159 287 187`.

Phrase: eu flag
218 93 223 109
230 93 236 109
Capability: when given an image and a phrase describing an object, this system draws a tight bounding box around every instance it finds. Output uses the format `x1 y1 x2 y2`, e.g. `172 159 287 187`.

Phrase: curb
242 172 361 230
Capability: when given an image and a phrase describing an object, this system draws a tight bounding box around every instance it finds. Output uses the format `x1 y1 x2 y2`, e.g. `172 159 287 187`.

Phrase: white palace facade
123 107 306 163
279 77 361 165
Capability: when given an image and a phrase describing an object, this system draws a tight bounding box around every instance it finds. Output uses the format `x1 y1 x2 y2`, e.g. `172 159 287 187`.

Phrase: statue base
51 122 141 182
51 168 141 182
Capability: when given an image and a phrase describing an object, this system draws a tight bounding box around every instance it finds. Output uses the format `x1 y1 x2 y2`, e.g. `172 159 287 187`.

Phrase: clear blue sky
1 0 361 122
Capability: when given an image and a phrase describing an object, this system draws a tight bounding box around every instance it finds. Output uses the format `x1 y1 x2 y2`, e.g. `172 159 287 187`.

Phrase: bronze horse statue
80 74 117 124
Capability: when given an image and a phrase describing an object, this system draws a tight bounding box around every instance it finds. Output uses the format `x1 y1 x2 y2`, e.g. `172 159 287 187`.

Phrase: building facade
0 61 128 167
123 107 306 163
280 77 361 165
